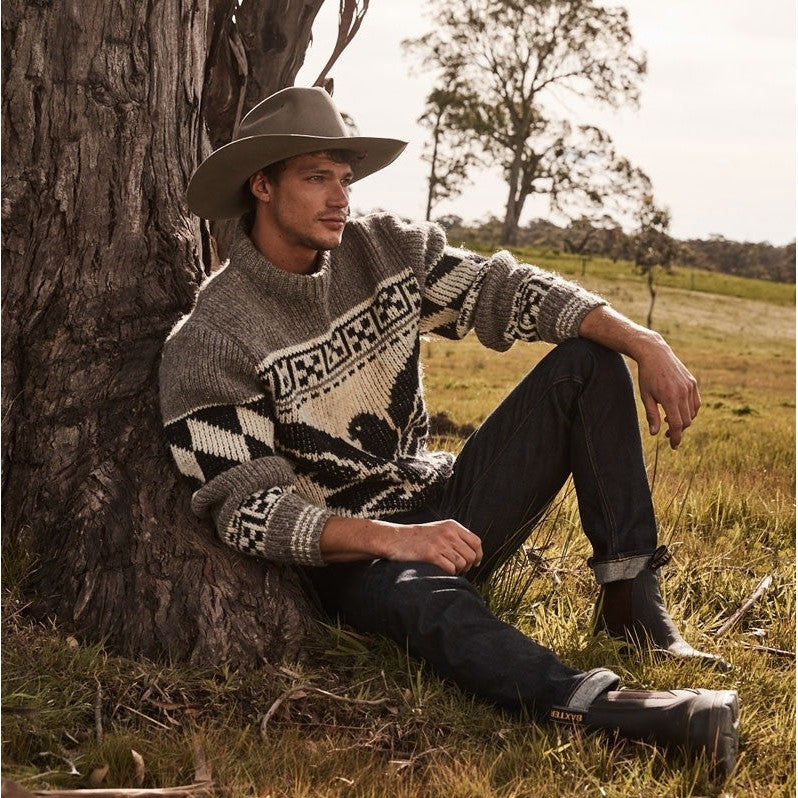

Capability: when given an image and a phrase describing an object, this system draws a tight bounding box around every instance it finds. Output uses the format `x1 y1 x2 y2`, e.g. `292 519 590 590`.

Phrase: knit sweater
159 213 605 566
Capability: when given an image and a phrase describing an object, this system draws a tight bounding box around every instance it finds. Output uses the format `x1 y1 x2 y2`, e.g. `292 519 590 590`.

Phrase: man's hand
578 305 700 449
320 515 483 574
380 519 483 575
636 335 701 449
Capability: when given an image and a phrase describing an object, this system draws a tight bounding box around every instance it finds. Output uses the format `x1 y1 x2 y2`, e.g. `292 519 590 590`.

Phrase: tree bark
2 0 326 668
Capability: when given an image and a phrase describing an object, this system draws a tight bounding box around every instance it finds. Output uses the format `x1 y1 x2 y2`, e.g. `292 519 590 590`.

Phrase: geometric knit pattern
419 248 490 339
507 268 556 342
225 486 328 565
160 213 606 567
260 271 419 411
165 395 275 490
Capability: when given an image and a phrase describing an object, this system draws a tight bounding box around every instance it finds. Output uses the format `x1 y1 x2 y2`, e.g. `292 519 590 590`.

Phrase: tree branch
314 0 370 89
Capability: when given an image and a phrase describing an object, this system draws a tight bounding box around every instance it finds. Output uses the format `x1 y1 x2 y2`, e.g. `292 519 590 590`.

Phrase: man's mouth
319 216 347 230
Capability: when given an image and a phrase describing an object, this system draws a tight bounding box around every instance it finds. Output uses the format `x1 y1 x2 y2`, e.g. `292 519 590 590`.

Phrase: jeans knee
549 338 630 387
383 563 483 628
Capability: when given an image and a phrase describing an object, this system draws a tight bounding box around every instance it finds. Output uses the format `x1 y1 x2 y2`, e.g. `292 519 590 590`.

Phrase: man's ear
249 171 271 204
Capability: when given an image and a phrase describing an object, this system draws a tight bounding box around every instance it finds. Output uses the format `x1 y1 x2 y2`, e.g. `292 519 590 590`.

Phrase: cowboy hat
186 86 407 219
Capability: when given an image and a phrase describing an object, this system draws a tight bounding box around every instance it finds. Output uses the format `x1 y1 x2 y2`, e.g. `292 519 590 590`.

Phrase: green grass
452 238 796 306
3 260 795 796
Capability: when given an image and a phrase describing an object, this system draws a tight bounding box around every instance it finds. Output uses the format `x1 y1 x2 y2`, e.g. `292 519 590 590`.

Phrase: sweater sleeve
365 211 607 349
159 323 332 566
419 243 607 350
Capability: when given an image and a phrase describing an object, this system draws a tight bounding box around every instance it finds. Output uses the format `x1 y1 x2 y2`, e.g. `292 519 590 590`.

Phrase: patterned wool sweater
160 213 605 566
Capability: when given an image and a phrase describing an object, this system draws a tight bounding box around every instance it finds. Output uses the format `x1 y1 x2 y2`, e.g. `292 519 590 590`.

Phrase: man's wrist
625 326 667 363
320 514 399 562
578 305 666 361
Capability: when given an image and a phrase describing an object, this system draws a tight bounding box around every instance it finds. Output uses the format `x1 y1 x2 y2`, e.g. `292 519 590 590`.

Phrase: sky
295 1 796 245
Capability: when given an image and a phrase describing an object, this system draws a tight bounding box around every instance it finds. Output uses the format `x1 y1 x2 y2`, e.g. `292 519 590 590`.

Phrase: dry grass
3 260 795 797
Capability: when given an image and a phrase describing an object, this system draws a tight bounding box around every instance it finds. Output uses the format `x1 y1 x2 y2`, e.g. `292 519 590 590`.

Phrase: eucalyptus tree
406 0 650 244
633 197 678 329
418 84 484 220
2 0 368 667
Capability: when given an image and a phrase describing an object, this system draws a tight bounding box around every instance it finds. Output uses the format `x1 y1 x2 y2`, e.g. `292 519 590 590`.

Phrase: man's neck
249 216 319 275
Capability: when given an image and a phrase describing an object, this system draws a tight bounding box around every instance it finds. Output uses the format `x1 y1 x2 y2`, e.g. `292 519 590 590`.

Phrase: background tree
562 214 614 275
632 196 678 329
418 82 483 221
405 0 649 245
2 0 368 668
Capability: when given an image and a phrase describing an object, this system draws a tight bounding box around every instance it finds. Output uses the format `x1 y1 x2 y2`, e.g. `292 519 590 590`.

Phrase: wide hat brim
186 134 407 220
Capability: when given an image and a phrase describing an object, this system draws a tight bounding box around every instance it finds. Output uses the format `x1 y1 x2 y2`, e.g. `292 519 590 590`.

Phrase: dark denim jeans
307 339 658 716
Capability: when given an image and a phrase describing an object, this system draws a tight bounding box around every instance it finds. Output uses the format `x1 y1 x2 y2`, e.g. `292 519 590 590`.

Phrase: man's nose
327 182 350 208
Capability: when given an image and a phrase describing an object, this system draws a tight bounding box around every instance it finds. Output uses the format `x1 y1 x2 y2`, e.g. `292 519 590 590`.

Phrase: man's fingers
450 536 478 569
465 531 483 561
459 528 483 569
642 393 661 435
679 397 693 427
691 380 702 419
434 555 457 575
444 521 482 559
666 422 682 449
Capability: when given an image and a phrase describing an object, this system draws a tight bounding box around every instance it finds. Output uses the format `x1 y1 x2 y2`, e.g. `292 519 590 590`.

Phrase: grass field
3 256 795 797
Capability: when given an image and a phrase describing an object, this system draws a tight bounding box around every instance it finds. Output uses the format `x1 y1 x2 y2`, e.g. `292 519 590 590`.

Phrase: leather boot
550 686 740 779
594 546 731 670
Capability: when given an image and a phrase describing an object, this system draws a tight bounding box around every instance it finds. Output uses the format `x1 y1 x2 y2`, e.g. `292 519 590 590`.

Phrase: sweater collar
228 218 331 302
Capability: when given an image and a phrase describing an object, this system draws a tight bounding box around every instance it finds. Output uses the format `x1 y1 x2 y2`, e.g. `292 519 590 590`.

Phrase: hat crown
238 87 349 140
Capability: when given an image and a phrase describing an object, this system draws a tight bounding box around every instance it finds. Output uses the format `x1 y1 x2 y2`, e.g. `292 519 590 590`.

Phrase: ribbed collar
227 218 332 302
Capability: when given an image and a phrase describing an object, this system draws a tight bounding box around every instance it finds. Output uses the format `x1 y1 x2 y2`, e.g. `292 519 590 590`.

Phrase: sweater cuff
537 282 607 343
226 486 332 566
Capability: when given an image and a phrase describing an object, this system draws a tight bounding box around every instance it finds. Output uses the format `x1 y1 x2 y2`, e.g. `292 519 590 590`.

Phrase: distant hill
433 215 796 284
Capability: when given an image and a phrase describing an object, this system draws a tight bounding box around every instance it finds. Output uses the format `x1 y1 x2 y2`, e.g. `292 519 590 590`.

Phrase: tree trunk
500 153 524 245
500 147 534 247
425 108 443 222
646 268 657 329
2 0 326 668
501 188 527 246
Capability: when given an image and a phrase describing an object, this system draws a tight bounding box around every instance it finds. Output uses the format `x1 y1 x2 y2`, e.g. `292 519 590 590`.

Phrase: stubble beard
274 199 347 252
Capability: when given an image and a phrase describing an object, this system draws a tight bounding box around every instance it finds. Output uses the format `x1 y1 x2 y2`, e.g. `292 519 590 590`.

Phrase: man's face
260 153 353 253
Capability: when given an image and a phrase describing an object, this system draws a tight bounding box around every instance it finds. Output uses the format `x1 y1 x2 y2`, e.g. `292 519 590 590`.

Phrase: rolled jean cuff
589 552 653 584
565 668 621 711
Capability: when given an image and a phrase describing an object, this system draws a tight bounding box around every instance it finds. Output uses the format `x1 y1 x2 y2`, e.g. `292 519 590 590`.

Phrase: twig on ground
715 574 774 637
277 665 304 680
21 783 214 797
192 738 212 784
260 684 391 739
119 705 170 731
34 754 79 777
737 642 795 658
94 681 103 743
388 746 446 771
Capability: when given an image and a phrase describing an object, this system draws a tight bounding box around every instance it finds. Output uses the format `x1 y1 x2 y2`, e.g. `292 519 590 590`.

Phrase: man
160 87 739 775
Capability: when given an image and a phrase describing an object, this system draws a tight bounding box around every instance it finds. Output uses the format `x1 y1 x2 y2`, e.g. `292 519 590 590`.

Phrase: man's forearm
320 514 400 562
320 514 484 574
577 305 666 360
